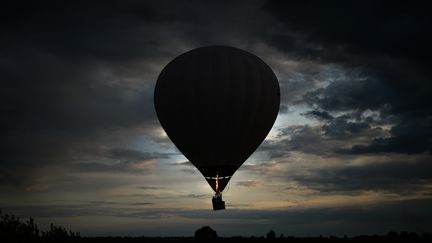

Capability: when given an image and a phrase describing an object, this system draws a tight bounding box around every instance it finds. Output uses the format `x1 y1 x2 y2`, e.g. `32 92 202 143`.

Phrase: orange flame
215 174 219 192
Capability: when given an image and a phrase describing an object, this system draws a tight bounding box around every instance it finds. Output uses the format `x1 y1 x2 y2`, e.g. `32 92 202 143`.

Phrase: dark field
3 234 432 243
2 211 430 242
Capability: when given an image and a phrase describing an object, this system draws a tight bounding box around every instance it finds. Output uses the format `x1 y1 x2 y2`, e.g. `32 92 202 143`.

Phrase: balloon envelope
154 46 280 192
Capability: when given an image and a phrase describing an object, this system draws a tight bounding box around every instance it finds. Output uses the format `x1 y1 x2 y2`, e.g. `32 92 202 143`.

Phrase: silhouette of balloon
154 46 280 195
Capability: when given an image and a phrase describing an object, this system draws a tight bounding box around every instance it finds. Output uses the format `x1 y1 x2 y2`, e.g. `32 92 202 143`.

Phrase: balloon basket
212 192 225 210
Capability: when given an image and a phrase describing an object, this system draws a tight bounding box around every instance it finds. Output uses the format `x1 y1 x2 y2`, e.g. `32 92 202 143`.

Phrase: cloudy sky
1 0 432 237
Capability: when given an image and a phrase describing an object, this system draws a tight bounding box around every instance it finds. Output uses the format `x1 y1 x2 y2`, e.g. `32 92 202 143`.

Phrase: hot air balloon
154 46 280 210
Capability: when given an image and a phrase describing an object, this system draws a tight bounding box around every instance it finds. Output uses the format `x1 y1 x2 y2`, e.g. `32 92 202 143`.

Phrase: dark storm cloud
0 0 269 57
303 110 334 121
303 76 392 112
258 121 386 160
2 1 431 171
1 1 177 62
278 126 326 154
0 1 182 186
276 62 324 111
261 110 427 161
263 0 432 62
322 116 370 138
343 119 432 154
290 156 432 195
1 1 182 137
0 0 275 187
303 110 372 139
259 125 344 157
263 0 432 155
0 50 158 183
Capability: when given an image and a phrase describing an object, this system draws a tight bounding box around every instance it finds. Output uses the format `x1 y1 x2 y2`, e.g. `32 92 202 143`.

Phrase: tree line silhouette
0 210 80 242
1 210 431 242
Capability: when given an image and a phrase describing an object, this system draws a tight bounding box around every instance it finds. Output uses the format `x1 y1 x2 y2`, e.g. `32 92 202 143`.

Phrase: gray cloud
342 117 432 154
107 148 171 162
322 116 370 138
129 202 154 206
75 148 171 174
264 0 432 156
277 64 323 111
259 125 340 157
303 75 391 113
236 181 262 188
290 156 432 195
263 1 432 64
1 4 169 187
171 161 198 174
182 194 208 199
302 110 334 121
136 186 165 190
76 160 155 174
171 161 194 167
0 0 275 187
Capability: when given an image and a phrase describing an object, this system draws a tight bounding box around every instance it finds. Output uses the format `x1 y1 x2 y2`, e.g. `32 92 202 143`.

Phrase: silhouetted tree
42 223 80 242
195 226 217 241
1 210 80 242
266 230 276 239
0 210 39 240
